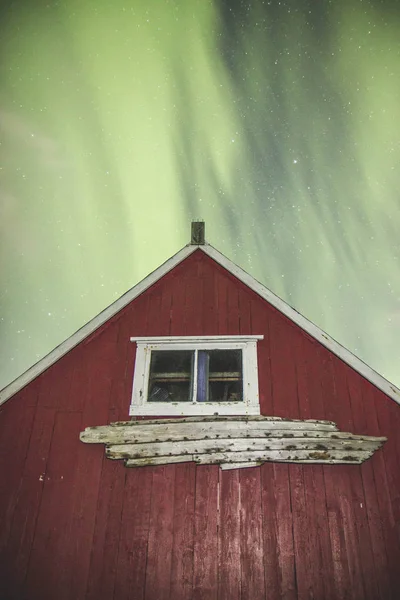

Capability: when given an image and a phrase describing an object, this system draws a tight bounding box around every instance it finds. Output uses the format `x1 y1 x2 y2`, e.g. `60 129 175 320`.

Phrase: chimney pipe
191 221 205 245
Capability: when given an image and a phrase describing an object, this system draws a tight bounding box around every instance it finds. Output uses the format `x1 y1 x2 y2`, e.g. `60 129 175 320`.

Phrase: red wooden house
1 222 400 600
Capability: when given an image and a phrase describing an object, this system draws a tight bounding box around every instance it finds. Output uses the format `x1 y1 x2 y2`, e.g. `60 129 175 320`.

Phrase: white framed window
129 336 263 416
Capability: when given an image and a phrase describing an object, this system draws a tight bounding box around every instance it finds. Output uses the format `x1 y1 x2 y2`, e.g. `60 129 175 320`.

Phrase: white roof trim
201 244 400 406
0 245 197 405
1 242 400 407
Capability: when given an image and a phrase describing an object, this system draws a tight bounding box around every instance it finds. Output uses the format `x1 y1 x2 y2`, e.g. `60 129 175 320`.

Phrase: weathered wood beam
80 416 386 469
80 418 339 445
124 448 376 468
105 437 384 461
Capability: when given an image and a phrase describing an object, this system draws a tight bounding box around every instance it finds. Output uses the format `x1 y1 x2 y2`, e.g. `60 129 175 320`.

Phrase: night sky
1 0 399 391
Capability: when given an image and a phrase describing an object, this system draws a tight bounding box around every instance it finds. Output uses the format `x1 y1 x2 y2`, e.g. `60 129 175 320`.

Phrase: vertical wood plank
86 453 126 600
202 258 218 335
301 466 326 600
366 387 398 600
227 283 240 335
216 272 228 335
250 300 273 415
307 464 337 600
145 465 176 600
319 355 352 600
271 463 297 600
1 406 55 600
323 468 352 600
61 342 115 600
238 288 252 335
289 464 314 600
170 463 196 600
332 361 370 600
0 398 36 561
193 465 219 600
268 315 299 417
114 467 153 600
346 371 381 600
240 467 265 600
218 470 241 600
293 333 312 420
260 463 280 600
24 411 82 600
170 264 187 336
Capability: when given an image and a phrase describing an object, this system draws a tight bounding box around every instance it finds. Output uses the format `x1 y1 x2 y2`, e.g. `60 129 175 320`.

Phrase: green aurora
0 0 399 390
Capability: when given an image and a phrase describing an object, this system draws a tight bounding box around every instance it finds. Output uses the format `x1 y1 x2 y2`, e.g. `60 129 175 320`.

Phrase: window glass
148 350 193 402
197 349 243 402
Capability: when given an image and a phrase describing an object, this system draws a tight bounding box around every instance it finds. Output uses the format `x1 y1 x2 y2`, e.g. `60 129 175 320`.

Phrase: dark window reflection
197 349 243 402
148 350 193 402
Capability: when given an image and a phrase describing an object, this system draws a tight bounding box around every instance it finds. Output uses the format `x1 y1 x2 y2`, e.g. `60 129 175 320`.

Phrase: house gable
2 244 400 599
1 243 400 409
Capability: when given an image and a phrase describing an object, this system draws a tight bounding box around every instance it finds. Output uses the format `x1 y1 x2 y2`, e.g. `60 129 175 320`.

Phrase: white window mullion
192 350 198 402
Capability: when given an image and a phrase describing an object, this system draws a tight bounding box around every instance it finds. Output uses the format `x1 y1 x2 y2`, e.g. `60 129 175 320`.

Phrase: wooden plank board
349 379 392 599
62 343 114 600
24 411 83 600
271 463 297 600
260 463 280 599
249 299 273 414
36 351 75 410
293 332 312 420
1 406 55 600
301 466 325 600
218 469 241 600
346 370 380 600
170 261 187 337
268 314 299 418
331 362 368 600
170 463 196 600
106 437 383 460
240 467 265 599
368 388 399 599
217 269 229 335
238 287 252 335
86 447 126 600
297 336 337 600
123 448 378 469
112 318 138 422
114 466 153 600
81 418 340 444
193 465 219 600
159 280 173 336
304 465 336 600
323 468 352 600
202 260 217 335
227 283 240 335
145 465 176 600
289 464 313 600
0 399 36 565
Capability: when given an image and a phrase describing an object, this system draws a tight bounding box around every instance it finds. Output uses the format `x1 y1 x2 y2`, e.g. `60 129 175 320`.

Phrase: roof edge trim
201 244 400 406
0 244 198 405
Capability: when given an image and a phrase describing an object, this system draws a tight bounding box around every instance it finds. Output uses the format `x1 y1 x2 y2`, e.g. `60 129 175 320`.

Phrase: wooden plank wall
1 250 400 600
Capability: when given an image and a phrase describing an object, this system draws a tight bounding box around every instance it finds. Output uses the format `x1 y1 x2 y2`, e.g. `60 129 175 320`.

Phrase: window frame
129 335 263 416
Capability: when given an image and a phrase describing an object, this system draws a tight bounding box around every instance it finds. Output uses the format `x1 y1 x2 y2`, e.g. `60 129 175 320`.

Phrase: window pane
148 350 193 402
196 349 243 402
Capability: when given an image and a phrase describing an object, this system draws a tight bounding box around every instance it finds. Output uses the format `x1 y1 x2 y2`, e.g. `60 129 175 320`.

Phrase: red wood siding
1 249 400 599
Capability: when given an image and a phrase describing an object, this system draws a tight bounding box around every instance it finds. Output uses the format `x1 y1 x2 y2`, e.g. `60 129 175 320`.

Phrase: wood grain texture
170 463 196 600
193 466 219 600
218 469 241 600
240 467 265 600
1 249 399 600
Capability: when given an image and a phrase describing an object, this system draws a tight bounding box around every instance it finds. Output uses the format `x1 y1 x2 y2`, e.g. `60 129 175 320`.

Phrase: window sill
129 402 261 417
